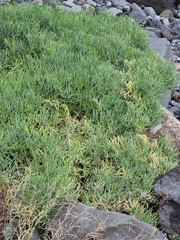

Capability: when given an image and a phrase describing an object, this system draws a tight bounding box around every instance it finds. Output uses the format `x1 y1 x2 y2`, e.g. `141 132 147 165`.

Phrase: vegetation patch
0 3 179 237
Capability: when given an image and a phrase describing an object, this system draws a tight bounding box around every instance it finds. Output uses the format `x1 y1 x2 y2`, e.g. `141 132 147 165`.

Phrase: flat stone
47 201 163 240
148 37 173 62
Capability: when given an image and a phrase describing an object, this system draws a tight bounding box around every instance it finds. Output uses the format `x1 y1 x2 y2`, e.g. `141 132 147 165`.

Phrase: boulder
126 0 180 16
148 37 173 62
154 165 180 236
47 200 163 240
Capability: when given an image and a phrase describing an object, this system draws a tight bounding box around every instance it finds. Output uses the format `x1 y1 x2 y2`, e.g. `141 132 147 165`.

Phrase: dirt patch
147 106 180 153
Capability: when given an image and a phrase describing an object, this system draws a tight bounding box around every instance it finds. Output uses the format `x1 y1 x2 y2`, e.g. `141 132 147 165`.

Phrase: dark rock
158 201 180 235
154 165 180 236
2 221 41 240
126 0 180 16
47 200 163 240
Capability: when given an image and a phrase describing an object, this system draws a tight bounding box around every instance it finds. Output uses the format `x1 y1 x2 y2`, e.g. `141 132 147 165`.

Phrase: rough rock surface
154 164 180 236
47 200 163 240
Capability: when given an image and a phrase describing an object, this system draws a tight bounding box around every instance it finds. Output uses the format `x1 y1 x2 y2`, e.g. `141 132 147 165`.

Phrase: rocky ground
1 0 180 239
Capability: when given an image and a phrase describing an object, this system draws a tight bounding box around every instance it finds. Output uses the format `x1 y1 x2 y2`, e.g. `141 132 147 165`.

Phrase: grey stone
160 91 171 108
161 17 170 26
129 10 147 24
154 165 180 236
177 10 180 18
0 0 7 4
145 27 162 38
59 4 82 11
105 1 111 7
111 0 129 8
146 16 163 29
170 19 180 36
34 0 43 5
86 0 96 6
106 7 123 15
66 0 74 3
170 101 180 108
123 4 130 13
47 201 163 240
2 221 40 240
148 37 173 62
173 55 178 61
29 229 41 240
62 1 76 7
150 123 163 134
2 220 19 240
169 106 180 115
145 30 157 38
143 7 156 18
171 40 177 45
131 3 147 17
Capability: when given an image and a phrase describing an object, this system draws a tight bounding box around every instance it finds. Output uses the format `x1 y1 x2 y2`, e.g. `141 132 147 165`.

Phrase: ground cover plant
0 3 179 238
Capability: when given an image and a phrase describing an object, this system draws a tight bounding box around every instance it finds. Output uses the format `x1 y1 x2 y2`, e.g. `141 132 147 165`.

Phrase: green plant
0 4 179 237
